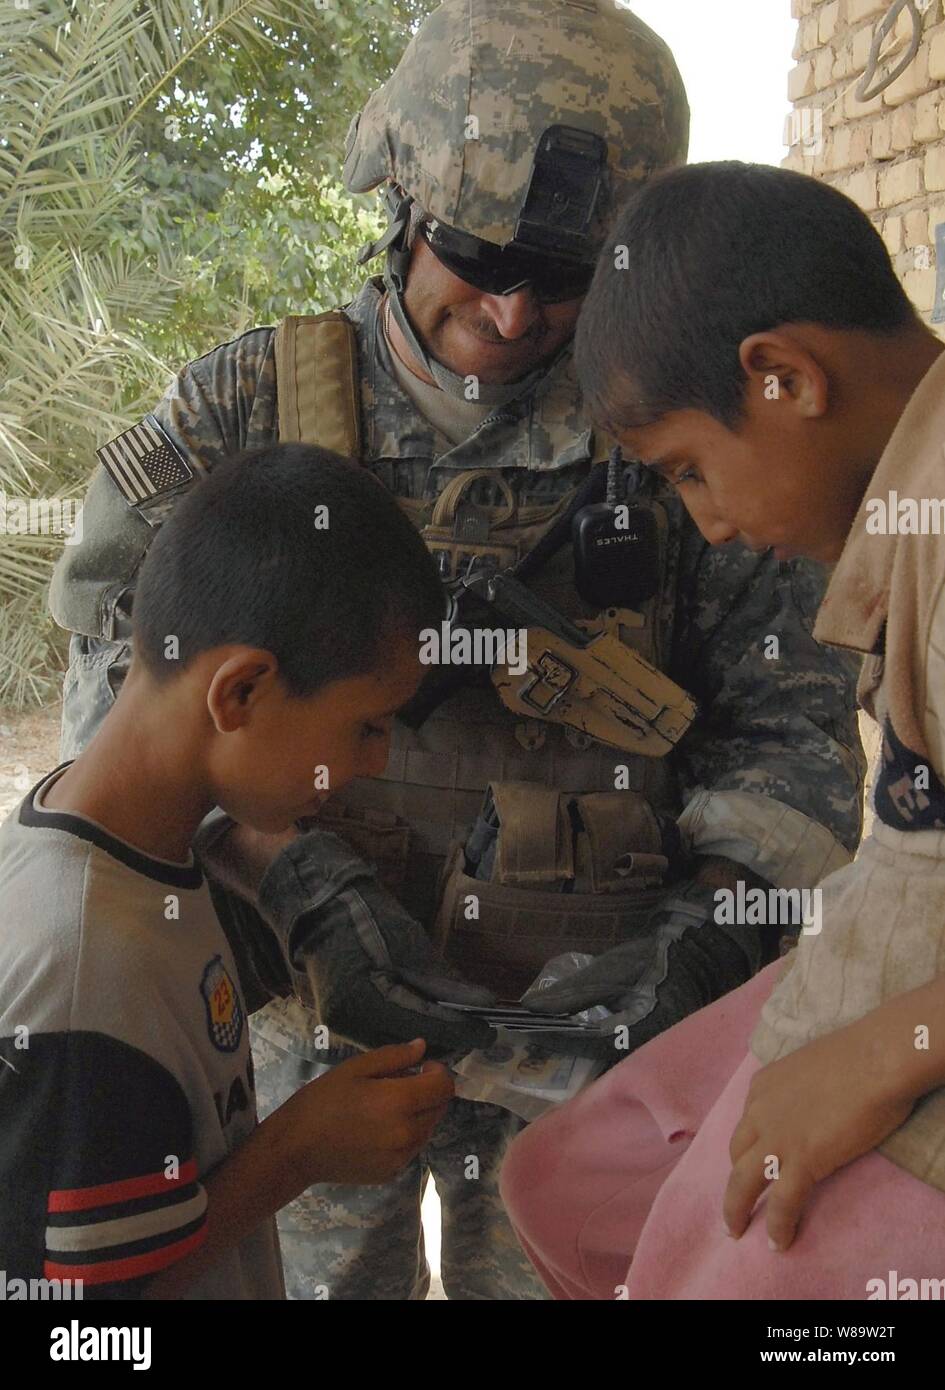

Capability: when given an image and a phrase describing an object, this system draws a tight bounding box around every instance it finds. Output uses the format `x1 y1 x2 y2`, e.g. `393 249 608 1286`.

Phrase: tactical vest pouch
421 469 522 580
575 791 668 893
432 780 674 996
490 782 573 887
434 846 666 998
275 312 361 459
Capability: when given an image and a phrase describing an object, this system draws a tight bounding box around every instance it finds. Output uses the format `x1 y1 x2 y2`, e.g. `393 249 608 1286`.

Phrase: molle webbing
274 313 361 459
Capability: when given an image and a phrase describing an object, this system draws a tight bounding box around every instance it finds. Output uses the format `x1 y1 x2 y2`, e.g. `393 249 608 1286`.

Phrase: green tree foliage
0 0 435 705
128 0 438 360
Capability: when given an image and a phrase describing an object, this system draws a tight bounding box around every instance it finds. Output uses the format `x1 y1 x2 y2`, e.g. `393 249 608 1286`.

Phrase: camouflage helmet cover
342 0 690 251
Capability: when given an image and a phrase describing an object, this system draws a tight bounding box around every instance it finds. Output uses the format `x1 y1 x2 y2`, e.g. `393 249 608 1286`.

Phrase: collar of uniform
345 276 598 473
813 348 945 657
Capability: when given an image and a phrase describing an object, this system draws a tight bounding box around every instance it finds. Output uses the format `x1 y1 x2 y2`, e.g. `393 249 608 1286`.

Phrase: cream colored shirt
751 348 945 1192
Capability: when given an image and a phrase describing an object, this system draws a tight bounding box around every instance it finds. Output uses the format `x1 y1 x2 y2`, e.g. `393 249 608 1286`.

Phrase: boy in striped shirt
0 445 465 1298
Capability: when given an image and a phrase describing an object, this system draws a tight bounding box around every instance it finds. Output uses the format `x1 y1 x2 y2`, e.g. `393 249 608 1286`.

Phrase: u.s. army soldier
49 0 865 1300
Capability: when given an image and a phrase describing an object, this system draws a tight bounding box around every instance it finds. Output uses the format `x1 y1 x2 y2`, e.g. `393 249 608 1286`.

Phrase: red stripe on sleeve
44 1222 207 1286
48 1158 199 1213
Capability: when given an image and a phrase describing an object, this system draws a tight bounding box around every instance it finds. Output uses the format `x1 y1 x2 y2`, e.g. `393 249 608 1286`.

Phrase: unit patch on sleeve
874 715 945 831
96 415 194 506
200 956 244 1053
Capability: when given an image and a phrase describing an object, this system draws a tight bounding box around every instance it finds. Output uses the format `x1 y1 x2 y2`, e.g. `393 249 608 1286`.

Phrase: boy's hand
724 1024 914 1252
258 830 498 1058
287 1038 454 1186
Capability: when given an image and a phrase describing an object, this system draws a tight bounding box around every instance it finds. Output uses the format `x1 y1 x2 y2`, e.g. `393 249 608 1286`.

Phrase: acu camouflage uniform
48 0 866 1301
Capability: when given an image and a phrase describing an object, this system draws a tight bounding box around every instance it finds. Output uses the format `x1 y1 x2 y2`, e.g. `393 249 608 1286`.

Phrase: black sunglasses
420 219 594 305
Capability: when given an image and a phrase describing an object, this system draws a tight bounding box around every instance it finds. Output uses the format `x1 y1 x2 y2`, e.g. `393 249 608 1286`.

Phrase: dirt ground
0 703 64 822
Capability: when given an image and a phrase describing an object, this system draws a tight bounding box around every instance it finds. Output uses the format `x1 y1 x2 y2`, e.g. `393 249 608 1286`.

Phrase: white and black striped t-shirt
0 766 284 1299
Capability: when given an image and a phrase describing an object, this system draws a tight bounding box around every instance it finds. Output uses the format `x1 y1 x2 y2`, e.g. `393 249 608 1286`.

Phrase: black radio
571 450 661 610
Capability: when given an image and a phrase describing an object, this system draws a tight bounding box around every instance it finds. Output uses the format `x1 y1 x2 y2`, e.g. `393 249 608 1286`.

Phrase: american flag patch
97 415 193 506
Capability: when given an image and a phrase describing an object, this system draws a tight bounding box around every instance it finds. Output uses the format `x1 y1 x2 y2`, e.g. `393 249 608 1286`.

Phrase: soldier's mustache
453 312 543 345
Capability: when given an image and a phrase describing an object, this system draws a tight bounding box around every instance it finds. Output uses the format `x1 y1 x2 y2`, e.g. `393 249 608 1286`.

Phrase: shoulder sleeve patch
96 414 194 507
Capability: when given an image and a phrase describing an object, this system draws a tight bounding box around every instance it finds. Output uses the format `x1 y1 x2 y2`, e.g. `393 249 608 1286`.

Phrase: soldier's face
402 234 583 384
208 635 425 832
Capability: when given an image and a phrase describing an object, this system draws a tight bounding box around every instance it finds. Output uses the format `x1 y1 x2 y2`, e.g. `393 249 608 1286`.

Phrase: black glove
258 830 497 1059
520 882 761 1061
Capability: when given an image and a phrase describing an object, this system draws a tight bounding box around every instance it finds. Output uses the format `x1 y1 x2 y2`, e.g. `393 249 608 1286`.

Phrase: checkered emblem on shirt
200 956 244 1053
96 414 193 506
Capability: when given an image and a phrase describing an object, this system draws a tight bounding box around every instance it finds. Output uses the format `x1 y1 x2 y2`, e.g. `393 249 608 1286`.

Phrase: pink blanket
500 964 945 1300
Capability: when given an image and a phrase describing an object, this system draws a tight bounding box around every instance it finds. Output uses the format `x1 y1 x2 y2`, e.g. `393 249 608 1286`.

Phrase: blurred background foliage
0 0 436 704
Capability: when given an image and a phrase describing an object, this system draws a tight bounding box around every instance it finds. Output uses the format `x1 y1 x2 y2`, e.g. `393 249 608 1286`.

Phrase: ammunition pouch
432 780 686 997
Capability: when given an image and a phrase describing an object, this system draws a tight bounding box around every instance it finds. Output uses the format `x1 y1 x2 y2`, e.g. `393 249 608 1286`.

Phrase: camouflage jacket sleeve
669 524 866 890
48 328 278 758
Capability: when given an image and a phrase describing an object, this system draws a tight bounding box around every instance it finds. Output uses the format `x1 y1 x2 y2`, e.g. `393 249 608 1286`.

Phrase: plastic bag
451 953 610 1121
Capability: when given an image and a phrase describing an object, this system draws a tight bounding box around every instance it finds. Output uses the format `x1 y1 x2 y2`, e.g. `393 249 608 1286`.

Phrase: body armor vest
274 312 687 992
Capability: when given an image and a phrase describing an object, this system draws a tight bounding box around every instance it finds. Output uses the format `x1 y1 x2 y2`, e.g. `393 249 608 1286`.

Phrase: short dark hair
576 161 920 431
132 444 445 694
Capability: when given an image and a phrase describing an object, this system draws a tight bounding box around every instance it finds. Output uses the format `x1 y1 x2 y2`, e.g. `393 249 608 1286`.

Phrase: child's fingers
348 1038 427 1078
722 1143 769 1237
728 1111 758 1165
764 1169 813 1253
390 1103 453 1164
393 1062 455 1113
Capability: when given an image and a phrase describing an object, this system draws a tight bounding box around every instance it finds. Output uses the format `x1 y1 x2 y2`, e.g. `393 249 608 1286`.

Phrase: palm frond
0 0 418 705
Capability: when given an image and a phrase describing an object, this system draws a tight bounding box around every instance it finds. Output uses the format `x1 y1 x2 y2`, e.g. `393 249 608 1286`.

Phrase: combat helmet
343 0 689 401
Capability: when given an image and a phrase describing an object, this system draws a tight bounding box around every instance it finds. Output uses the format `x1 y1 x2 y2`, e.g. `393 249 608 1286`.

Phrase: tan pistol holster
492 606 697 758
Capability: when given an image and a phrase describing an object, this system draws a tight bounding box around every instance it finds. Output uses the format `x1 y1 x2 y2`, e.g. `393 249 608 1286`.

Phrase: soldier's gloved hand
257 830 498 1059
520 883 761 1062
194 812 298 901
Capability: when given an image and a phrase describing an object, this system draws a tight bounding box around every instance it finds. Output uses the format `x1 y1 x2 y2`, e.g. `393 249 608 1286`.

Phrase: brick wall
785 0 945 328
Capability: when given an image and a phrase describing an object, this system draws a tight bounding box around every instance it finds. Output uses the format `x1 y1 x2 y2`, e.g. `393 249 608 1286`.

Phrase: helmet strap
364 186 571 406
